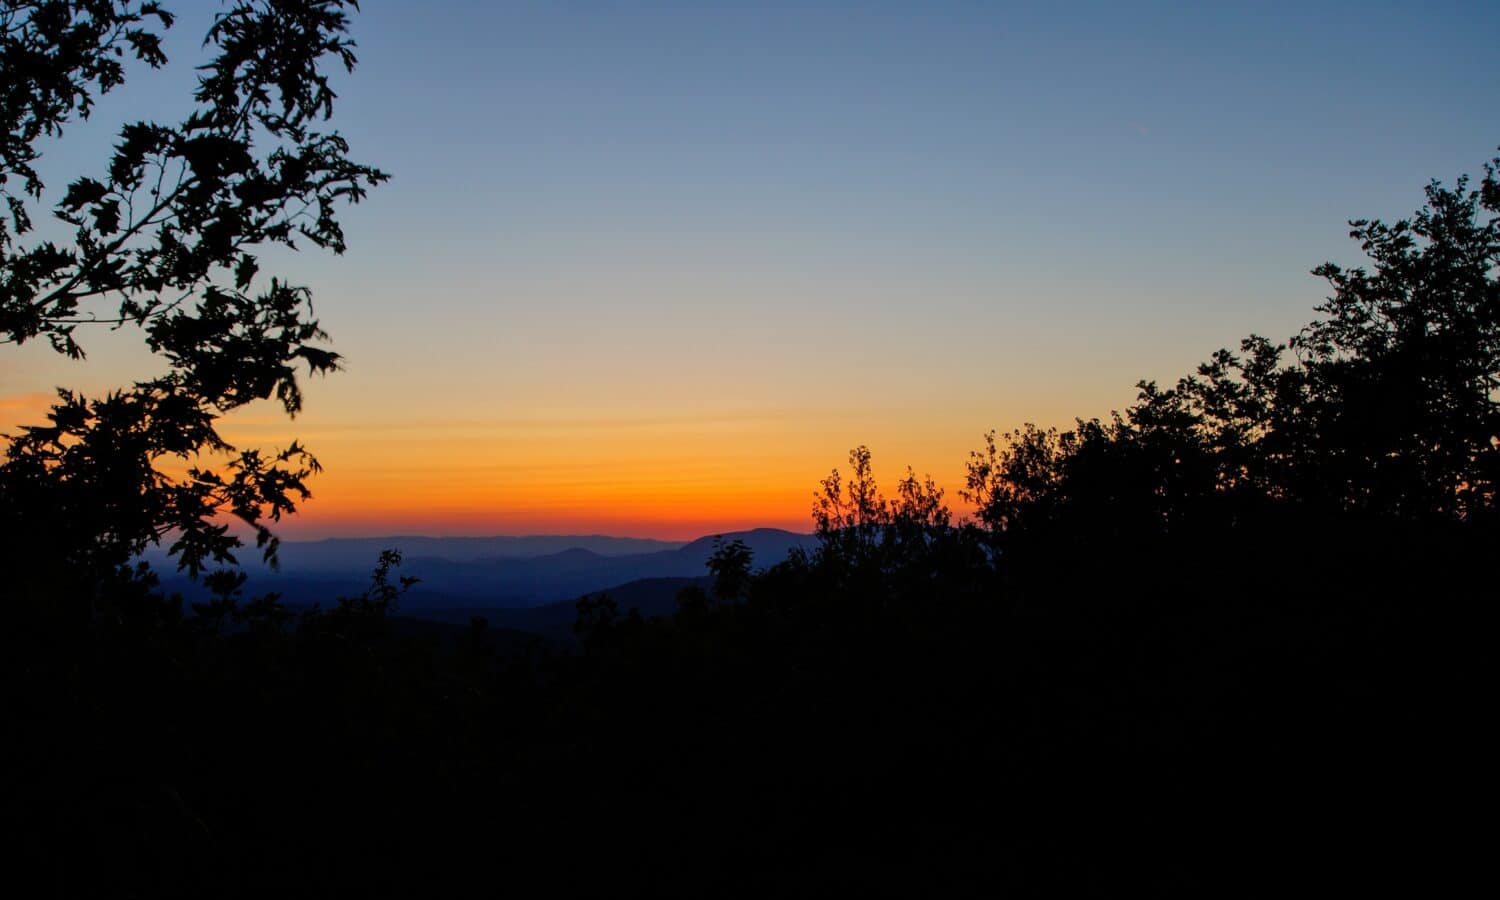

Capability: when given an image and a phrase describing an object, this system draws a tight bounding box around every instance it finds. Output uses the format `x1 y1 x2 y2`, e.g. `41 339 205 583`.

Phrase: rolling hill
154 529 814 631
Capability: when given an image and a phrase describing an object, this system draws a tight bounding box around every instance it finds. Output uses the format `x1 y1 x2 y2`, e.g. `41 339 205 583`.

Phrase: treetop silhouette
0 1 386 597
957 154 1500 553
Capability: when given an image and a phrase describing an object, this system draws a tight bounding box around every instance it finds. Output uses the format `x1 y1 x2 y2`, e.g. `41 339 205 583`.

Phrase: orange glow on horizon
5 355 1060 542
3 389 999 540
215 407 990 540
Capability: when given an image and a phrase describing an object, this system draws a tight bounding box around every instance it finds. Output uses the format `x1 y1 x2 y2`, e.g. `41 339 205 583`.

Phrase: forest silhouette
2 3 1494 897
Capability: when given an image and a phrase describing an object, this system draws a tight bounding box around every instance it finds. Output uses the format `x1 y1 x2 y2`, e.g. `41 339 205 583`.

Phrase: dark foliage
0 0 387 600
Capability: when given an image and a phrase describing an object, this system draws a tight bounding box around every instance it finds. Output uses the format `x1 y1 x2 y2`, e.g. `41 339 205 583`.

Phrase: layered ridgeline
147 529 813 625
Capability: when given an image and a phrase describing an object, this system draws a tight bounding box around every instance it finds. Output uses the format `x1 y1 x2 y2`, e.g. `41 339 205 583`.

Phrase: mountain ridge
154 528 816 613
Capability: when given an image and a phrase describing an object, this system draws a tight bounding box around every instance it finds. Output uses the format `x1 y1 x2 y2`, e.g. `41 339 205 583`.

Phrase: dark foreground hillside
4 513 1484 897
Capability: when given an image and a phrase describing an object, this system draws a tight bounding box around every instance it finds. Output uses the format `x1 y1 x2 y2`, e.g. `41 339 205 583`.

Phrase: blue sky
7 0 1498 536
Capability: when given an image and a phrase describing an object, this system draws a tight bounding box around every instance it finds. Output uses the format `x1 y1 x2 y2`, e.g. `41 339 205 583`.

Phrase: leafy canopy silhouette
960 155 1500 553
0 1 386 597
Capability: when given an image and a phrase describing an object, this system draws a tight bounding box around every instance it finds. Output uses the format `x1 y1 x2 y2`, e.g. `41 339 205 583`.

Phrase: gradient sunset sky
5 0 1498 538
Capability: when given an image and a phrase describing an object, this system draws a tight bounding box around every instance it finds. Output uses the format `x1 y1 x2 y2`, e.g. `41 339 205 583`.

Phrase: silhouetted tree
0 1 386 608
813 445 887 557
806 445 976 603
707 536 753 602
1292 163 1500 519
297 548 413 644
964 153 1500 547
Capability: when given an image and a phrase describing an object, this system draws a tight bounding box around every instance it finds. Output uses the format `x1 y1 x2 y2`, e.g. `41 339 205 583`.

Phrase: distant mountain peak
678 528 815 557
543 547 608 562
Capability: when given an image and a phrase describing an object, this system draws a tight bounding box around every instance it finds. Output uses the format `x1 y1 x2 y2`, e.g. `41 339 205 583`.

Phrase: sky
4 0 1498 539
